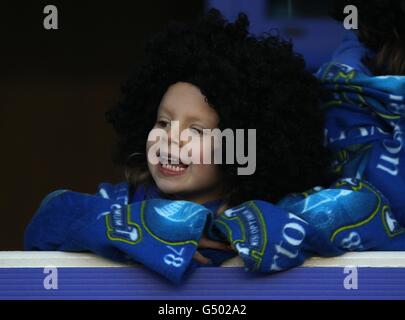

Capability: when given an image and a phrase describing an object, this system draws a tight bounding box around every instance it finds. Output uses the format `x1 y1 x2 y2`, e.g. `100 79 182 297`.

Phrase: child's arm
321 95 405 226
24 189 212 284
210 178 405 273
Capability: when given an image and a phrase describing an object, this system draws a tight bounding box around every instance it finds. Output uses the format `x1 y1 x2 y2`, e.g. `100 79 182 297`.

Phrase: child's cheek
146 139 159 166
200 135 216 164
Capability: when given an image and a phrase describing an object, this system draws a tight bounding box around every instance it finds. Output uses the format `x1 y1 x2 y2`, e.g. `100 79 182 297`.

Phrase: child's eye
190 127 203 135
156 120 169 128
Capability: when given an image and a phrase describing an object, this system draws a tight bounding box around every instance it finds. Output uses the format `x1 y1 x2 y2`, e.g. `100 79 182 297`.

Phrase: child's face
146 82 223 203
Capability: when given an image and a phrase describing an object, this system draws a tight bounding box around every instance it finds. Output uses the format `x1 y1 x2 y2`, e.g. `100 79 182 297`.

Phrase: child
25 9 405 284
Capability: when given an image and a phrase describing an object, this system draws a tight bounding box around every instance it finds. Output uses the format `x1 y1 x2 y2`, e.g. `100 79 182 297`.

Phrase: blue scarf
25 176 405 284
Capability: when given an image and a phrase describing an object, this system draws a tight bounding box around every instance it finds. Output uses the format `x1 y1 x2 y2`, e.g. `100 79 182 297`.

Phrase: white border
1 251 405 268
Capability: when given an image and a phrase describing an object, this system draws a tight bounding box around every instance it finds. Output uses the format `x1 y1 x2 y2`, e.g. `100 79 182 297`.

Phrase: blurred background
1 0 343 250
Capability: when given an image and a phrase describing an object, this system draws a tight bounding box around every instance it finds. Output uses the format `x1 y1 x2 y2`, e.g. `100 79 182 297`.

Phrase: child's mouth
157 153 189 177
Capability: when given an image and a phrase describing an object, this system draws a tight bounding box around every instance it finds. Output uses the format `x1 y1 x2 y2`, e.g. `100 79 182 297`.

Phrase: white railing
1 251 405 268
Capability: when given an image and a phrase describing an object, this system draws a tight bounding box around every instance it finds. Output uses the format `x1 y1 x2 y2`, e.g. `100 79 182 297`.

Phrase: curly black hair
105 8 338 207
330 0 405 75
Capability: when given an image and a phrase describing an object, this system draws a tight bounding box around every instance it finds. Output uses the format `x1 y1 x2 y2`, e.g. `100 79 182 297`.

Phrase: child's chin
155 181 188 196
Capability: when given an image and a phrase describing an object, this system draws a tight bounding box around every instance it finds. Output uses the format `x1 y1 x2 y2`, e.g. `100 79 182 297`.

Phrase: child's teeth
162 163 185 171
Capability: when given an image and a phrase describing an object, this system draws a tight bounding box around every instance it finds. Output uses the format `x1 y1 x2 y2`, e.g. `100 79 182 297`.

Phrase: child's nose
167 128 178 144
167 125 187 148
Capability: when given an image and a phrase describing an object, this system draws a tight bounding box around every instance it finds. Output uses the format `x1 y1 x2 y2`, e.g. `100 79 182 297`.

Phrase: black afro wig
105 8 338 207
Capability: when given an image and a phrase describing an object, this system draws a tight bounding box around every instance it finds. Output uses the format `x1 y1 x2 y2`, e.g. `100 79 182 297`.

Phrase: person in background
317 0 405 227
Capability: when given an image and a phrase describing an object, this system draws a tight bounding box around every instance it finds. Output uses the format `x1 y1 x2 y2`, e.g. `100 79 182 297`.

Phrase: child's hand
193 235 234 264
